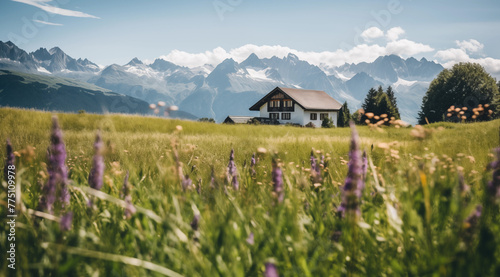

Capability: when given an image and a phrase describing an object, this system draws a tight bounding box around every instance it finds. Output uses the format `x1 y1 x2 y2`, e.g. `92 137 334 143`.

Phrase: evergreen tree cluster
360 86 401 124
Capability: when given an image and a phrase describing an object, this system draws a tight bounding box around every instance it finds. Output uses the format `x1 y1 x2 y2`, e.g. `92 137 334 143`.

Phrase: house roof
224 116 254 124
249 87 342 111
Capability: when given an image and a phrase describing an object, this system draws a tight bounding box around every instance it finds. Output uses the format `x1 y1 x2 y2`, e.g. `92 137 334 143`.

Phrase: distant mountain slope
0 70 150 114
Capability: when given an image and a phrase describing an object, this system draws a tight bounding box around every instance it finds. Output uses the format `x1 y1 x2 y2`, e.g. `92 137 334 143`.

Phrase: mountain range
0 41 445 123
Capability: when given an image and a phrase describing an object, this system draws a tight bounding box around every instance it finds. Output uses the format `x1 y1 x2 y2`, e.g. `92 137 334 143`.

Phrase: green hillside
0 70 150 114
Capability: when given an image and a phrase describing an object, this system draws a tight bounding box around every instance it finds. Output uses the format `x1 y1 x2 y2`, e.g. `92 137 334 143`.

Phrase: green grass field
1 107 499 276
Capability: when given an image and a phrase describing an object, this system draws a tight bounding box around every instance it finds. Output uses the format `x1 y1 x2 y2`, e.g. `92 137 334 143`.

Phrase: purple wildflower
310 150 322 184
231 175 239 191
264 263 279 277
310 150 317 171
272 160 284 203
182 174 193 191
88 132 105 190
246 232 255 245
463 204 482 242
487 147 500 198
458 171 470 195
191 214 200 231
60 211 73 231
122 172 136 219
332 230 342 242
39 117 69 213
250 153 256 176
338 121 364 218
4 139 15 182
227 149 239 190
210 167 216 189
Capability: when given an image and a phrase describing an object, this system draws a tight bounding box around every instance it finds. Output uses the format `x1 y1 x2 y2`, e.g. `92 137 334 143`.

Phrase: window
269 113 279 120
320 113 329 120
310 113 317 120
269 100 281 108
283 100 293 108
282 113 291 120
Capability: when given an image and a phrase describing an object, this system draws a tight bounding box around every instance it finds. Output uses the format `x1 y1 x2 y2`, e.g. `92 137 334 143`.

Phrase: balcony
267 106 294 112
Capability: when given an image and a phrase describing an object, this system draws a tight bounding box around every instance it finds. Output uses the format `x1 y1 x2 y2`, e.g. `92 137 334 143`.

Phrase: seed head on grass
338 121 364 218
39 116 69 213
227 149 239 190
4 139 15 182
362 150 368 180
250 153 256 176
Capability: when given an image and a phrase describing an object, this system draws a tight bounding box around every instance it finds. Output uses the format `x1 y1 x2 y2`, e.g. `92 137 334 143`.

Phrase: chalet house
249 87 342 127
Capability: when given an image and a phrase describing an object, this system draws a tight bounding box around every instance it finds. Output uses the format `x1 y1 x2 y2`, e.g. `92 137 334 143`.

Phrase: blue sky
1 0 499 75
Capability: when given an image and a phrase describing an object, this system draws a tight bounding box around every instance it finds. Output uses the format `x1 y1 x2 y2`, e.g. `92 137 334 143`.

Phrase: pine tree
362 88 379 113
337 101 351 127
386 86 400 119
337 105 345 127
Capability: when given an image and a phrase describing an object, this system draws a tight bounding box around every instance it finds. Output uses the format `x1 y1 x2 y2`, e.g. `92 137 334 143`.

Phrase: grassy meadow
1 107 499 276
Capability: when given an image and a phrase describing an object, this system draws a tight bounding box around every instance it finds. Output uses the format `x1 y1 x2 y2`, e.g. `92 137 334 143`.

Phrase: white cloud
160 47 231 68
455 39 483 53
361 27 384 41
33 19 62 26
385 39 434 56
386 27 405 41
435 47 500 76
11 0 99 18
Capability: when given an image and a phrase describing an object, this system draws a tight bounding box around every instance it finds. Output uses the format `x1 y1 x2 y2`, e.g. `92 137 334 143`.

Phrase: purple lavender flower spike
338 121 364 218
231 175 239 190
272 160 284 203
264 262 279 277
310 150 317 171
88 132 105 191
4 139 15 182
228 149 237 176
191 214 200 231
182 174 193 191
227 149 239 190
39 116 70 213
122 171 136 219
246 232 255 245
60 212 73 231
487 147 500 198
